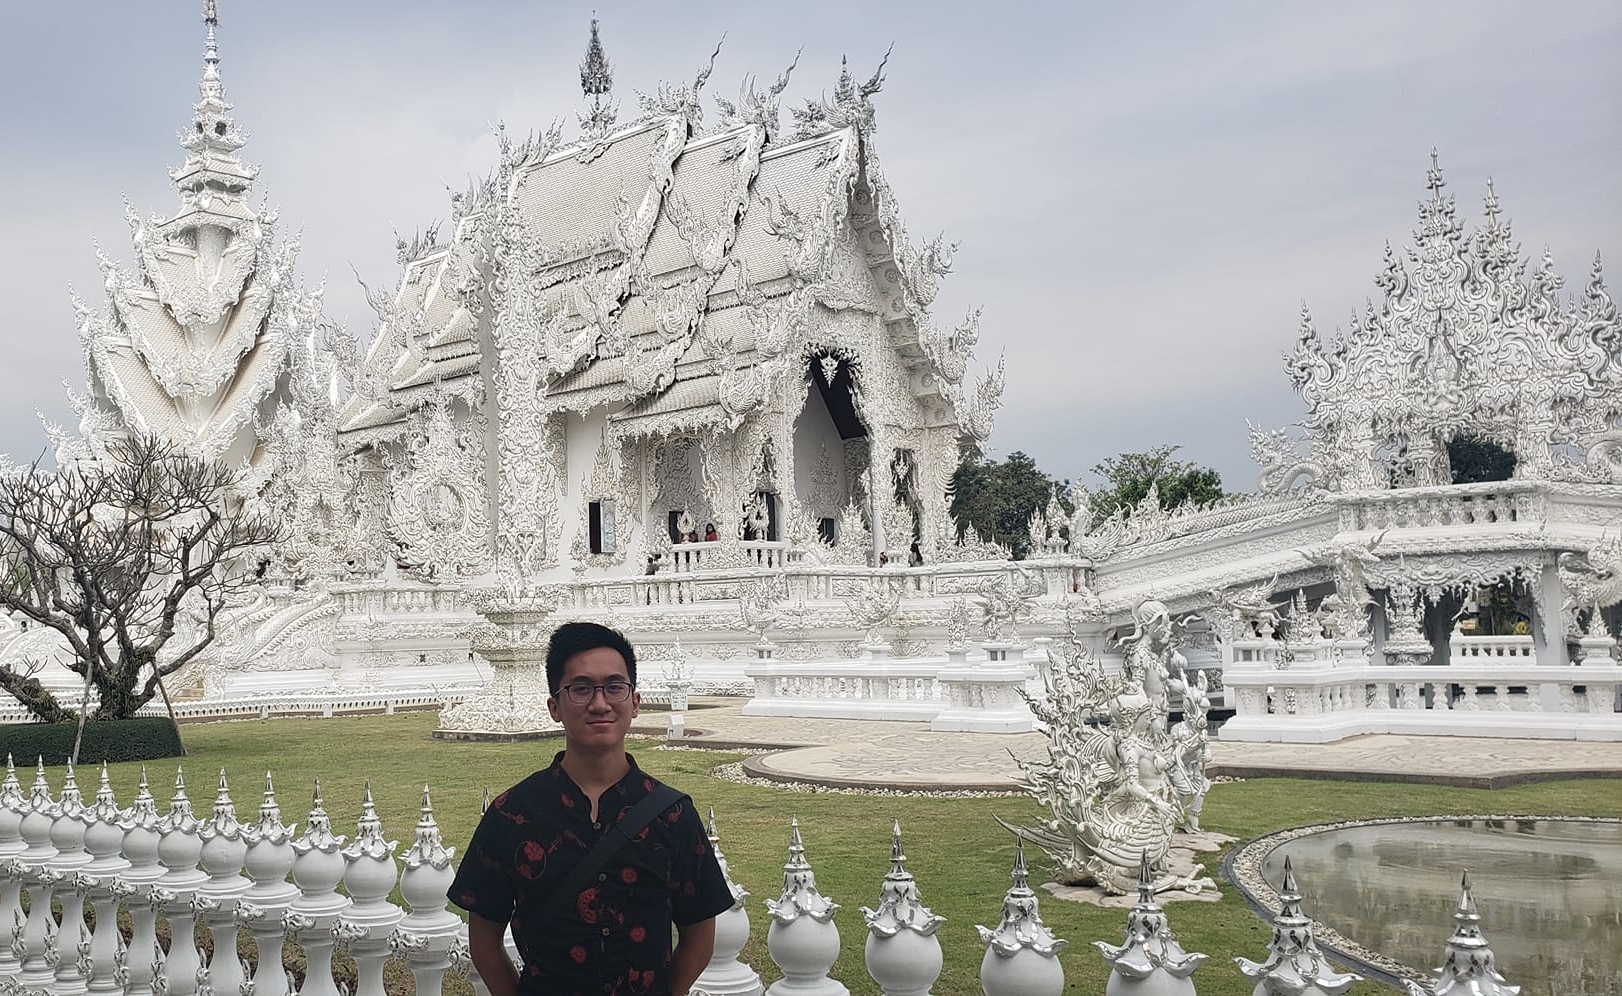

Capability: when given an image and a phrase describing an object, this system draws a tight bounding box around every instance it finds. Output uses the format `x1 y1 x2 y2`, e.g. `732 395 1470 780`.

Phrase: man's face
547 645 640 748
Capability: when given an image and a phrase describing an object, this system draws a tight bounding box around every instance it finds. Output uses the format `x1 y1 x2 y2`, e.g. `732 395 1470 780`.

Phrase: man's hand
467 913 519 996
669 916 719 996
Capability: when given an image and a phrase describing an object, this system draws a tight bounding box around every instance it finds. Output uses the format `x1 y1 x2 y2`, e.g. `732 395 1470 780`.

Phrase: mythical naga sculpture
1005 609 1216 896
1248 421 1327 495
1558 536 1622 635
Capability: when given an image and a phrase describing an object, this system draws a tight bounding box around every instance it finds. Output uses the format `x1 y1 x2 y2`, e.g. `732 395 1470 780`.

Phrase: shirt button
601 927 611 936
597 873 606 882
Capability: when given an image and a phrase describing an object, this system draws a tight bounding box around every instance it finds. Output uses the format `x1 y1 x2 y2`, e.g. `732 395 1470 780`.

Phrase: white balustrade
0 770 1530 996
1223 656 1622 741
1451 635 1536 665
0 756 27 982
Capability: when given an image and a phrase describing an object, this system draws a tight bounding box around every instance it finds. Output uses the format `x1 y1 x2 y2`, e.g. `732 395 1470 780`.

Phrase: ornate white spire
173 0 255 210
579 18 617 139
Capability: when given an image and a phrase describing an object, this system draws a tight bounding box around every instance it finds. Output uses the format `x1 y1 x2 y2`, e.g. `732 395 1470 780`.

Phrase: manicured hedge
0 717 184 766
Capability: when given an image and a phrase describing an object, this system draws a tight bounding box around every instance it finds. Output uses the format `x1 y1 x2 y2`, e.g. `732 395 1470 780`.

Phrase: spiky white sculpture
1235 856 1361 996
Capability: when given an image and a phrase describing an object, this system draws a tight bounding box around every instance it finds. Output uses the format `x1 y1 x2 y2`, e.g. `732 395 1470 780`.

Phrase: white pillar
764 817 848 996
391 787 463 996
197 770 251 996
15 760 59 992
342 783 402 996
83 765 132 996
977 840 1065 996
288 780 352 996
154 768 209 996
860 821 943 996
694 808 763 996
118 769 166 996
0 756 29 982
237 773 300 996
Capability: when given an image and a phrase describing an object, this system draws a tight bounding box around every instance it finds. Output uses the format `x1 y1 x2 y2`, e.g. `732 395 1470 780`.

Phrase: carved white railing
0 757 1542 996
1221 659 1622 742
1450 635 1537 664
1332 481 1540 532
0 765 1090 996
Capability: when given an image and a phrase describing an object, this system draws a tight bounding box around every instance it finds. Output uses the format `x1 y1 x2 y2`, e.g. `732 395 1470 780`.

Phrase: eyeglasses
559 681 635 705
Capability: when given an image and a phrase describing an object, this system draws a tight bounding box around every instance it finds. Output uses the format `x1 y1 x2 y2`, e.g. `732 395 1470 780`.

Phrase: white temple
4 5 1620 744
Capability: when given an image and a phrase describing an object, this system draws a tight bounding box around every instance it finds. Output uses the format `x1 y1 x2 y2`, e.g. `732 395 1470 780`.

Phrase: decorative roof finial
202 0 222 99
581 17 613 100
579 17 618 140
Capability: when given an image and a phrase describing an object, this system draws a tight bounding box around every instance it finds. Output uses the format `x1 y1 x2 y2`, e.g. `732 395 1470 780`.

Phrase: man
450 621 734 995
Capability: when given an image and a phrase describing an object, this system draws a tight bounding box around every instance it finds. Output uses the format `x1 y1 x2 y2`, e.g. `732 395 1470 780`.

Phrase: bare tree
0 437 282 730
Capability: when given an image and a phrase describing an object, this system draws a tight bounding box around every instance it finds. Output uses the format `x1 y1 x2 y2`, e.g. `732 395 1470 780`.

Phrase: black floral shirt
449 753 734 996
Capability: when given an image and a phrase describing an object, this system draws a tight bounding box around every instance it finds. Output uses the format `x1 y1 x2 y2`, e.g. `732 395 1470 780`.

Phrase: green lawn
40 713 1622 996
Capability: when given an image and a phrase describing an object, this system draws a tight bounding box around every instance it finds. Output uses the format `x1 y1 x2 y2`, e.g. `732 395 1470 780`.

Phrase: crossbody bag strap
540 784 686 925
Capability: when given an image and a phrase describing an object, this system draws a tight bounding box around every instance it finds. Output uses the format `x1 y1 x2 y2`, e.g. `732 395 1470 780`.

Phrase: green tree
949 451 1066 559
0 437 282 731
1089 445 1225 522
1447 434 1516 484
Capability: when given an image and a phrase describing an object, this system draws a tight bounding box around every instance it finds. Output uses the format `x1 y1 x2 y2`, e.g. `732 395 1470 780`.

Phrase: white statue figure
1166 671 1213 832
1120 600 1176 717
1007 610 1216 896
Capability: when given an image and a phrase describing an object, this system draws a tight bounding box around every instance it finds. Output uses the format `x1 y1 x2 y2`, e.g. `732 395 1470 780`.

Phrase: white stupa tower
63 0 330 469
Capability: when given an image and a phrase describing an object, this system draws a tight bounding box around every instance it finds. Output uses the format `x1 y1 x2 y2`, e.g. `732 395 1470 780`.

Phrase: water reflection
1262 820 1622 995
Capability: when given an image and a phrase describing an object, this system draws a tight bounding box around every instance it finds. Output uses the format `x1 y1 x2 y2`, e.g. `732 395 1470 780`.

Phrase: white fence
1221 655 1622 742
0 759 1475 996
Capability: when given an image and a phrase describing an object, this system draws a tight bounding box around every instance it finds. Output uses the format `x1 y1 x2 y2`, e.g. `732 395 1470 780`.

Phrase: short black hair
545 621 638 695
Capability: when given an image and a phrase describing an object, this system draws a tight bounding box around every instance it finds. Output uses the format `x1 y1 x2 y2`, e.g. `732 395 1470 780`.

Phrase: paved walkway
631 700 1622 791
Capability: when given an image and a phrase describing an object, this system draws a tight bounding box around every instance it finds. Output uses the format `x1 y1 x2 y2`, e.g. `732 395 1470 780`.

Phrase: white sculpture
764 817 847 996
1008 610 1216 896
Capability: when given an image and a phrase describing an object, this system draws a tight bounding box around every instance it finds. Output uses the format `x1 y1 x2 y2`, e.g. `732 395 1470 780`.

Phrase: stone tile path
632 699 1622 790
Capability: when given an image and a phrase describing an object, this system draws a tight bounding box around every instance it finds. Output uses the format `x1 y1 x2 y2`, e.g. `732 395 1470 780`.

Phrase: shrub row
0 717 184 766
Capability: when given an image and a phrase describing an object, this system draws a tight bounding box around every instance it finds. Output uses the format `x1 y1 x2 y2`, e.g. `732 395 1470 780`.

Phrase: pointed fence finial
1405 871 1519 996
977 835 1065 995
1096 848 1206 995
1237 856 1361 996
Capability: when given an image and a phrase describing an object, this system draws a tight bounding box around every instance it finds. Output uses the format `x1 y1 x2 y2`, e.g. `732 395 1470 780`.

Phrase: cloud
0 0 1616 487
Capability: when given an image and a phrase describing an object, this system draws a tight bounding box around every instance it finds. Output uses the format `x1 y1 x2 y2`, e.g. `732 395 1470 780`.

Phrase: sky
1 1 1617 492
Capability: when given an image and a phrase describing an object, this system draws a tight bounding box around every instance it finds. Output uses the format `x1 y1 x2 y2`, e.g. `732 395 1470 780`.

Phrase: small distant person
451 622 733 996
703 523 718 542
908 542 923 567
685 529 700 543
878 552 889 566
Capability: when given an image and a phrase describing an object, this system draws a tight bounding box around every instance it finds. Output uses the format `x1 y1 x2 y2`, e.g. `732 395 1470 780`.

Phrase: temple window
588 499 616 554
818 517 837 544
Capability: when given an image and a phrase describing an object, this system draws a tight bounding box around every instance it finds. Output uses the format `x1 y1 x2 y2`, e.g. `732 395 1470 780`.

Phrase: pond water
1262 819 1622 995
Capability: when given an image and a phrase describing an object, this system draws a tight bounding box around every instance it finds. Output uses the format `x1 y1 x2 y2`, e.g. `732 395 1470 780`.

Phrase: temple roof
342 36 1000 447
